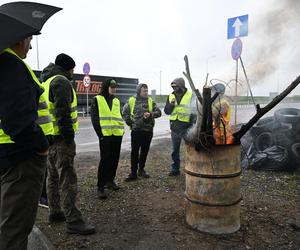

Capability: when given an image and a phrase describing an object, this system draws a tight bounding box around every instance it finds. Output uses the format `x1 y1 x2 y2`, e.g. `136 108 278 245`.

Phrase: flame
213 99 234 145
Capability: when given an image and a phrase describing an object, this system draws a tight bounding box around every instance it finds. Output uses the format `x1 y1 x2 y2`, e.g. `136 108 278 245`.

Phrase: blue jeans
171 132 182 173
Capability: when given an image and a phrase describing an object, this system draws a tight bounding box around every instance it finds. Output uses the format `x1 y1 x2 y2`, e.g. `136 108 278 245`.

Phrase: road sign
231 38 243 60
83 62 90 75
83 75 91 87
227 15 248 39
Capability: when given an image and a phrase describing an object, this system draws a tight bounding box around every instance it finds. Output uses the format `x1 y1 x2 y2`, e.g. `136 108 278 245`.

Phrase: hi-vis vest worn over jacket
43 75 79 135
128 96 153 116
169 91 192 123
96 95 124 136
0 48 53 144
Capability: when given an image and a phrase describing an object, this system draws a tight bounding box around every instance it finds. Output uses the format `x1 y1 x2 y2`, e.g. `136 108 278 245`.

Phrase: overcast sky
2 0 300 96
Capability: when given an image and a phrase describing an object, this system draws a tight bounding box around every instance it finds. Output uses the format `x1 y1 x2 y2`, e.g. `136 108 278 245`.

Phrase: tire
274 124 293 147
274 108 300 124
255 132 274 151
250 116 281 137
289 143 300 171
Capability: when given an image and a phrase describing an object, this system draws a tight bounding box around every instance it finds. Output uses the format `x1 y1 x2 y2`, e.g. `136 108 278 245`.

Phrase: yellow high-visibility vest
43 75 78 135
128 96 153 116
169 91 192 122
96 95 124 136
0 48 53 144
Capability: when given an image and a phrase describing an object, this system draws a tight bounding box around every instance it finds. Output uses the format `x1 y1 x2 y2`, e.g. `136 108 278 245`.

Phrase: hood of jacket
40 63 72 82
136 83 148 97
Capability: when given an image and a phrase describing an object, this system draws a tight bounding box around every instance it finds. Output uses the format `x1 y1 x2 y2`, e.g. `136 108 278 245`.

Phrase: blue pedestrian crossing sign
227 15 248 39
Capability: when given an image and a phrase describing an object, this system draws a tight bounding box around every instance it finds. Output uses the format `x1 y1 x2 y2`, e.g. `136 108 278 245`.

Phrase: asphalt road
75 114 171 153
75 102 299 153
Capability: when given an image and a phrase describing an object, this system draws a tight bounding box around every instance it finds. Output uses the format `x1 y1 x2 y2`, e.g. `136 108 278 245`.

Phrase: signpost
227 15 248 39
83 63 91 116
227 15 248 125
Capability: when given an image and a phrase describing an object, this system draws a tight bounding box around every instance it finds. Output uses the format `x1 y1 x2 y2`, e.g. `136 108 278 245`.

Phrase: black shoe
106 181 120 191
138 169 150 178
39 196 49 209
125 173 138 182
168 171 180 176
66 220 95 235
97 187 108 199
48 212 66 224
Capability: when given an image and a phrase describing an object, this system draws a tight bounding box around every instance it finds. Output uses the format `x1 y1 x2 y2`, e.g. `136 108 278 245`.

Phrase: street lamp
159 70 162 96
206 55 216 75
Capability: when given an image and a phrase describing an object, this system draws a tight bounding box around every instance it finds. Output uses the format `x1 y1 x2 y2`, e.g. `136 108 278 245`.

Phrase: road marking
78 126 94 130
77 141 98 146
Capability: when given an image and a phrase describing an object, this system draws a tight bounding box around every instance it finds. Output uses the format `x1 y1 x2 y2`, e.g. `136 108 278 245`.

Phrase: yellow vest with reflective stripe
169 91 192 122
128 96 153 116
43 75 78 135
96 95 124 136
0 48 53 144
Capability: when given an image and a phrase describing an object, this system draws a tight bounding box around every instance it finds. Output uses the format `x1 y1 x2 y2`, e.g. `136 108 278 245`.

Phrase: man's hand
143 112 151 119
170 98 176 105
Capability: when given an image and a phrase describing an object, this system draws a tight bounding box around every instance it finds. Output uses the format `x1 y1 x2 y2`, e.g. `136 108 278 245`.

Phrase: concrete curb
28 225 55 250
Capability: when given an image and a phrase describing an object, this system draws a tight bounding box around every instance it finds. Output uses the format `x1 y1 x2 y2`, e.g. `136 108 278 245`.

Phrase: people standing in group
41 53 95 235
123 83 161 181
91 79 124 199
164 77 193 176
0 36 53 249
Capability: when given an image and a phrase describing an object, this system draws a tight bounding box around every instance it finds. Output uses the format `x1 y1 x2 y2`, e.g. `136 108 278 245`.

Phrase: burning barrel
185 143 241 234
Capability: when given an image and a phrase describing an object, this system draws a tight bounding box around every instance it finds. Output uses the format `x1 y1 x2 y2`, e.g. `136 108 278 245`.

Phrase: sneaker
168 171 180 176
66 220 95 235
125 173 138 182
97 187 108 199
138 169 150 178
48 212 66 224
38 196 49 209
106 181 120 191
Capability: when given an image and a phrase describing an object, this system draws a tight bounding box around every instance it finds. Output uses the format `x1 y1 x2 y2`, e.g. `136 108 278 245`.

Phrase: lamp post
159 70 162 96
206 55 216 75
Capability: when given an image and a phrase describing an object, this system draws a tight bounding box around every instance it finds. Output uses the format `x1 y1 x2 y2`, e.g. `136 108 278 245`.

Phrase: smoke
247 0 300 84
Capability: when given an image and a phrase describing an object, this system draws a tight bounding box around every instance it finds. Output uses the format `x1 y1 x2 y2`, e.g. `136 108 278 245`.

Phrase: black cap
55 53 76 71
109 79 118 87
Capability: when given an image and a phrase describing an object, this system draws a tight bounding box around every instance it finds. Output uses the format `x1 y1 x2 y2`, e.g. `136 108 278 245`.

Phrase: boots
97 187 108 199
105 181 120 191
138 169 150 178
66 220 95 235
125 173 138 182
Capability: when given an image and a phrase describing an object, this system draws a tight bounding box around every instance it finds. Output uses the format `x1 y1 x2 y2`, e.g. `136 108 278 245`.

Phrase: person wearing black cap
91 79 124 199
164 77 193 176
40 54 95 235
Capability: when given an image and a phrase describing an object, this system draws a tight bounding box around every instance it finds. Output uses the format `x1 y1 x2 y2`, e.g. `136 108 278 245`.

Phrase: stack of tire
247 108 300 171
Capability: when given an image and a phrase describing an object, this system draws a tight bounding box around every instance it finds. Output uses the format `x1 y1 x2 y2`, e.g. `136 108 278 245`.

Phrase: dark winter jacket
91 79 121 138
122 84 161 132
40 63 75 141
0 50 49 167
164 87 194 137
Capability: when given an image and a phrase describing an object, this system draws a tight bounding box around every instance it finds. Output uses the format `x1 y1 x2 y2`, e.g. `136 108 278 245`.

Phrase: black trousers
0 153 46 250
97 136 122 188
131 130 153 174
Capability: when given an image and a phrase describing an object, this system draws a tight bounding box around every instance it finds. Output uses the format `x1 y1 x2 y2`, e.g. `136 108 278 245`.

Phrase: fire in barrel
183 54 300 234
184 81 241 234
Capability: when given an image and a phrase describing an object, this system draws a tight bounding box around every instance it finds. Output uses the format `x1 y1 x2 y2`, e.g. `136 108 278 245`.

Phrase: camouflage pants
47 138 82 223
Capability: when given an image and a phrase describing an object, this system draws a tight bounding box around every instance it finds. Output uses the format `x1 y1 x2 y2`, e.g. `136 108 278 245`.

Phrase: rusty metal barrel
185 143 241 234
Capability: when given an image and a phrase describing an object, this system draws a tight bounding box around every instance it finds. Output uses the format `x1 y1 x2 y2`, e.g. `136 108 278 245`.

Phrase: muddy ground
36 138 300 250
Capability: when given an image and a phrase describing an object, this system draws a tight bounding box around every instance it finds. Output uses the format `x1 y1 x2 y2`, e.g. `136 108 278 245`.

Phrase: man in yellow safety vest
91 79 124 199
0 36 53 249
164 77 193 176
41 53 95 235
